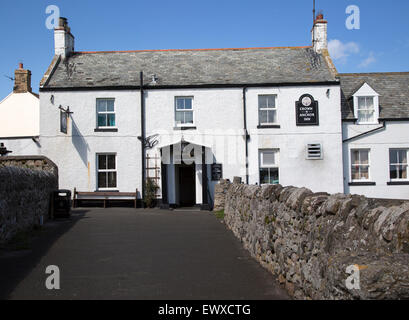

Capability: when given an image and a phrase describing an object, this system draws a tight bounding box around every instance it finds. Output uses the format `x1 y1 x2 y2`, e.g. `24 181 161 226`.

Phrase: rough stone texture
0 163 58 244
0 156 58 177
213 179 231 212
221 182 409 300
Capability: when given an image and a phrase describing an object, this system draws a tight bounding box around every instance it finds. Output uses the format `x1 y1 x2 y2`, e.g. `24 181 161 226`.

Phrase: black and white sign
211 163 223 181
296 94 319 126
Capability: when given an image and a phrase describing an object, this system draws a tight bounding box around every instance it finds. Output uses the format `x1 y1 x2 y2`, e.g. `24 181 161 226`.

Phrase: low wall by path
0 156 58 244
219 182 409 300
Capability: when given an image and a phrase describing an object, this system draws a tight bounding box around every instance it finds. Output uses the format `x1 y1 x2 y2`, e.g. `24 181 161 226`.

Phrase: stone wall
220 182 409 300
0 156 58 244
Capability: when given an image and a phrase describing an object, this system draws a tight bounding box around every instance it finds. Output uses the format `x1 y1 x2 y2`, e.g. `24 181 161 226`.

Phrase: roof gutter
39 81 340 92
343 121 386 143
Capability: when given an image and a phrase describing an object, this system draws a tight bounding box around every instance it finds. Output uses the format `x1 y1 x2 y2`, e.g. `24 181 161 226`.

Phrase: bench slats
73 188 138 209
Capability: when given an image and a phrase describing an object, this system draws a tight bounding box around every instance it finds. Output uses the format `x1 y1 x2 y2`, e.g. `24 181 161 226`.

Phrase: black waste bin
52 189 72 218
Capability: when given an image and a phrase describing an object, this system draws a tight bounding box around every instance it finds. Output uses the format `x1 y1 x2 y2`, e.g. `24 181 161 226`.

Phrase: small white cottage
0 63 40 156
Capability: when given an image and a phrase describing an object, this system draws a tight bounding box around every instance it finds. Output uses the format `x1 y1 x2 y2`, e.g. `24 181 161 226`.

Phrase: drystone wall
219 181 409 300
0 157 58 244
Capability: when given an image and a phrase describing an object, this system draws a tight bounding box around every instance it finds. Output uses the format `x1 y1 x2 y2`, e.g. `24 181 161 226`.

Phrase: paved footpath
0 208 289 300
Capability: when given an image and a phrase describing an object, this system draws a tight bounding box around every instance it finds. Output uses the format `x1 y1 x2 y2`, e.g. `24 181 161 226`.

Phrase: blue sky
0 0 408 98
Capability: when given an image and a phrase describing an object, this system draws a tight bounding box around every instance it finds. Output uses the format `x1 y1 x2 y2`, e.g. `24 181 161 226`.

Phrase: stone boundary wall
219 182 409 300
0 157 58 244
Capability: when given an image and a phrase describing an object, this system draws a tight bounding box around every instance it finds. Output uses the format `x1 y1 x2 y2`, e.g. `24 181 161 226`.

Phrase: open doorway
178 164 196 207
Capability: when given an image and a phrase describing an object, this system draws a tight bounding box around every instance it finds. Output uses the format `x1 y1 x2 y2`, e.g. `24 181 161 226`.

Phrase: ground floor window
351 149 370 181
389 149 408 181
259 149 279 185
97 154 117 189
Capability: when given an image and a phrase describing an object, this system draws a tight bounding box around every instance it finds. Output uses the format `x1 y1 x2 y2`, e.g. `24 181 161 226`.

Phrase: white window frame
96 153 118 190
389 149 409 182
96 98 116 129
258 95 278 125
350 149 371 182
353 83 380 125
175 96 195 127
259 149 280 185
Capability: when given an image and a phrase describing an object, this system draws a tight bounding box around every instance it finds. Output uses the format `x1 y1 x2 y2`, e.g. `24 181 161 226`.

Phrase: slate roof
41 47 338 89
339 72 409 120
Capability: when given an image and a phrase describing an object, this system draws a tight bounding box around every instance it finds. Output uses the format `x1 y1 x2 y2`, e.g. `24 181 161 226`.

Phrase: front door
179 165 196 207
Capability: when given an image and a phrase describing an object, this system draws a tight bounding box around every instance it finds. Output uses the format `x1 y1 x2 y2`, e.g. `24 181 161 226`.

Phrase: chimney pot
13 65 32 93
316 13 324 21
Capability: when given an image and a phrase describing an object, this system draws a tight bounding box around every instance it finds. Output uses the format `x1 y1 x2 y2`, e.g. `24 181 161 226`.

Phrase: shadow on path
0 210 89 299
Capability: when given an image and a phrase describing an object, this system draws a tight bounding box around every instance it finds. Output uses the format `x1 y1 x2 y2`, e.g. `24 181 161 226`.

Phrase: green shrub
144 178 159 208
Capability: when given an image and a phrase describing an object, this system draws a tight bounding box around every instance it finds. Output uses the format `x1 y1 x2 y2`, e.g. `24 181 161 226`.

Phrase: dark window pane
390 150 398 164
108 172 117 188
107 155 115 169
107 114 115 126
260 168 270 184
98 114 107 127
98 172 107 188
259 110 268 124
184 98 192 110
98 155 107 169
107 100 115 112
390 165 398 180
270 168 279 184
97 100 107 112
185 111 193 124
176 98 184 110
259 96 268 109
351 166 359 180
175 111 184 123
267 110 276 123
399 150 407 164
267 96 276 108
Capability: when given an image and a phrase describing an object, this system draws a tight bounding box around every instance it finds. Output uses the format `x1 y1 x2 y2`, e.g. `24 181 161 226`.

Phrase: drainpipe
140 71 146 202
243 87 249 184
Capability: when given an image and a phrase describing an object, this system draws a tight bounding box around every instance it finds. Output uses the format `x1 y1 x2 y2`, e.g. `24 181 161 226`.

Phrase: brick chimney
312 13 328 53
13 63 32 93
54 17 75 58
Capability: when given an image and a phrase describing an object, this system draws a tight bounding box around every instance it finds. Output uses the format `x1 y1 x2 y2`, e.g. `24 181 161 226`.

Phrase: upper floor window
97 99 116 128
259 149 279 185
258 95 277 125
97 154 117 190
351 149 370 181
352 83 379 124
357 97 375 123
390 149 408 181
175 97 194 126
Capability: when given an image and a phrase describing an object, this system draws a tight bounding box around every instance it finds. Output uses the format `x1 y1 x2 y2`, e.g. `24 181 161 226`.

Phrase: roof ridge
339 71 409 76
75 46 313 54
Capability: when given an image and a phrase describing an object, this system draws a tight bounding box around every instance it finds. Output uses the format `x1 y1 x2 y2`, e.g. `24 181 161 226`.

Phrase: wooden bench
73 188 138 208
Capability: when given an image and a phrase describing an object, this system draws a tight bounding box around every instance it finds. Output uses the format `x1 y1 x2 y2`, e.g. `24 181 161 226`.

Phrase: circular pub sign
296 94 319 126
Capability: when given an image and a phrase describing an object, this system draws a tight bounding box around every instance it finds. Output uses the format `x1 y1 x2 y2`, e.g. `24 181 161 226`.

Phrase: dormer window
352 83 379 124
357 96 375 123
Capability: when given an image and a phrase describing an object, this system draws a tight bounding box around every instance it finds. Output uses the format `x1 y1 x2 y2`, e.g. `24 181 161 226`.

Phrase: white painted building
340 73 409 200
0 64 41 156
36 14 408 205
37 15 346 208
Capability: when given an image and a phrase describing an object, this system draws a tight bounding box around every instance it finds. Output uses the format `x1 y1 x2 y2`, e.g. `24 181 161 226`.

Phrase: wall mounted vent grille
306 144 323 160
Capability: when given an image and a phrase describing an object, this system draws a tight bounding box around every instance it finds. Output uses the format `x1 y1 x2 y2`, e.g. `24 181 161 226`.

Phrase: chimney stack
312 13 328 53
13 63 32 93
54 17 75 58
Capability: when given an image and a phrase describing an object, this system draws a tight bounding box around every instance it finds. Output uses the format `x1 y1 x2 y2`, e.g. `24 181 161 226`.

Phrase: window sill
95 128 118 132
174 126 197 131
348 182 376 186
94 189 119 192
257 125 281 129
387 181 409 186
